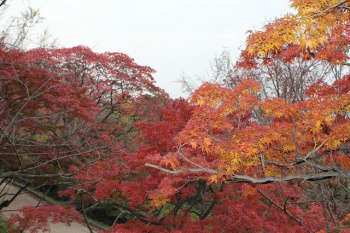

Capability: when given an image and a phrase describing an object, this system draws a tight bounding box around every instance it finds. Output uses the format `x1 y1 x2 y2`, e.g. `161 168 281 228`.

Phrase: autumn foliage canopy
1 0 350 233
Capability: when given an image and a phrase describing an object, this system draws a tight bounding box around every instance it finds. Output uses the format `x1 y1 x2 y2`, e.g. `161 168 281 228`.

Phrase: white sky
2 0 292 98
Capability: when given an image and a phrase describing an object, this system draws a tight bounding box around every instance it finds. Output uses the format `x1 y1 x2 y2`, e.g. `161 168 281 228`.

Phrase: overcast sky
3 0 292 98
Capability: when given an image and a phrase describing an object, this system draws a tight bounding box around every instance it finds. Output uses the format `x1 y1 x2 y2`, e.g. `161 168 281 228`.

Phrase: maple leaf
209 174 218 184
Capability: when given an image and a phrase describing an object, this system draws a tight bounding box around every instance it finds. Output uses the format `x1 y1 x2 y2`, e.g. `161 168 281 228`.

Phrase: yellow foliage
325 139 341 150
245 0 350 57
209 174 218 184
203 137 211 147
312 120 323 133
197 98 205 106
265 165 282 178
282 144 296 152
260 136 273 147
34 133 50 143
150 194 169 207
189 140 198 149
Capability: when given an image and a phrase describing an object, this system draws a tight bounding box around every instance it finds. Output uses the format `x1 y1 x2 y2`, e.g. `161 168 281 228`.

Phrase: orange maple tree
249 1 349 51
143 1 350 232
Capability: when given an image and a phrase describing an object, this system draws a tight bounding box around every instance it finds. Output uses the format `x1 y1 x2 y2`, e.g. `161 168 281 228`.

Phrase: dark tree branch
0 0 7 8
257 187 312 233
79 194 94 233
0 182 29 211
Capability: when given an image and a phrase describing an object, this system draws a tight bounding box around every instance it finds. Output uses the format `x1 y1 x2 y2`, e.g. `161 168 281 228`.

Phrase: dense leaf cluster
0 0 350 232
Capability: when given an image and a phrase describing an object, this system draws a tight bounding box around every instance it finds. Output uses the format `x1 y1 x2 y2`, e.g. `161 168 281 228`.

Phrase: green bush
0 216 9 233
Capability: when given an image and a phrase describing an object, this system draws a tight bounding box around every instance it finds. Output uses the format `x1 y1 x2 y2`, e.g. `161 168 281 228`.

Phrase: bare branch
257 187 312 232
145 162 349 184
0 0 7 8
311 0 348 18
230 172 350 184
144 163 217 174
